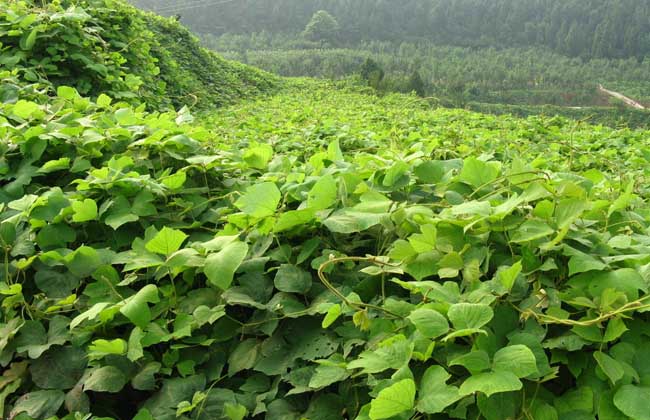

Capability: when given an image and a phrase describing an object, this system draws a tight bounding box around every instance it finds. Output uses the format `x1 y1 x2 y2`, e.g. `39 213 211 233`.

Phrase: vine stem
317 255 404 318
515 294 650 326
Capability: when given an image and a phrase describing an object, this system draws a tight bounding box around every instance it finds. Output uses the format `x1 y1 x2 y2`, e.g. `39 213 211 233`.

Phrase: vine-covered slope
0 0 277 110
3 2 650 420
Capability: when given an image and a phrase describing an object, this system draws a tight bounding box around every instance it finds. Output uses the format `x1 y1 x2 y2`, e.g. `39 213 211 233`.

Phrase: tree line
134 0 650 60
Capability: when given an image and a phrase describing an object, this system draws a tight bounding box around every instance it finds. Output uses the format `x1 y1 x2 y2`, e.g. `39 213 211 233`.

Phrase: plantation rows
2 74 650 419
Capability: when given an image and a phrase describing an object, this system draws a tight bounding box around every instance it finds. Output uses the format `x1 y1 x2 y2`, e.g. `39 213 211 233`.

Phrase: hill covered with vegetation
1 0 276 110
3 1 650 420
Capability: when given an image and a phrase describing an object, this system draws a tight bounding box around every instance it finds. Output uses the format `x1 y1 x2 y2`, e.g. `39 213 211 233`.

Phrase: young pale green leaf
613 385 650 420
459 371 522 397
407 308 449 339
417 366 461 414
235 182 281 218
72 198 98 222
492 345 538 377
204 240 248 290
322 304 342 328
447 303 494 330
145 227 188 256
369 379 416 420
243 143 273 169
224 403 248 420
88 338 127 360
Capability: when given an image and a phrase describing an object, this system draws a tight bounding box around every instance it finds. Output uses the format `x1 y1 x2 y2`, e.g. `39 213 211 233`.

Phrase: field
3 2 650 420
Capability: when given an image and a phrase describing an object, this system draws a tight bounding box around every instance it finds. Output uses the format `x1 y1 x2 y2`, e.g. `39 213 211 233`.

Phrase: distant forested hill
133 0 650 60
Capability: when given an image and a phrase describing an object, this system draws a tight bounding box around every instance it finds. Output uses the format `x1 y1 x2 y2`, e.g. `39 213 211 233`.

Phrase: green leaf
408 224 437 253
120 284 160 328
56 86 79 100
449 350 491 374
613 385 650 420
204 240 249 290
243 143 273 169
555 198 587 229
447 303 494 330
20 28 38 50
72 198 98 222
97 93 113 107
459 157 501 188
9 390 64 419
348 335 413 374
323 210 385 233
369 379 416 420
274 209 315 232
274 264 312 294
497 261 522 291
84 366 128 393
492 345 538 378
88 338 127 359
510 219 554 243
308 175 338 210
594 351 625 385
145 227 188 256
603 317 628 342
30 346 86 390
407 308 449 339
417 366 461 414
235 182 281 218
309 359 349 389
224 403 248 420
459 371 522 397
322 304 342 328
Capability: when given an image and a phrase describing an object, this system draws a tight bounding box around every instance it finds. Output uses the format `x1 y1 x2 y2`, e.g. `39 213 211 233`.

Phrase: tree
407 70 426 96
302 10 340 45
359 58 384 90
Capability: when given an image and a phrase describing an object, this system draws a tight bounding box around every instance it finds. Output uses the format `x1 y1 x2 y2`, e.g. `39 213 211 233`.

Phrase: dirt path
598 84 646 110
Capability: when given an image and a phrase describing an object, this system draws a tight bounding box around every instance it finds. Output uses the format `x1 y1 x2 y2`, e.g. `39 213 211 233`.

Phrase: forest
133 0 650 122
3 1 650 419
136 0 650 59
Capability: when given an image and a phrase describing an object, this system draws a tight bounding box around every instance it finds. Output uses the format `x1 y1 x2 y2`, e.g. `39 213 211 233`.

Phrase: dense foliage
0 0 276 110
5 66 650 418
5 1 650 419
134 0 650 60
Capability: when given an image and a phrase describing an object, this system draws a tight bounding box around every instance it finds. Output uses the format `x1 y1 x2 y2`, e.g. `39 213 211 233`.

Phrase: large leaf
459 371 523 397
145 227 188 256
9 390 64 420
417 366 461 414
447 303 494 330
407 308 449 339
204 240 249 290
235 182 281 218
369 379 416 419
613 385 650 420
492 345 538 378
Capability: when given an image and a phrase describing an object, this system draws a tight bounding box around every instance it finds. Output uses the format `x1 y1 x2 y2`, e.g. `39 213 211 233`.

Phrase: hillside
3 2 650 420
0 0 277 110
